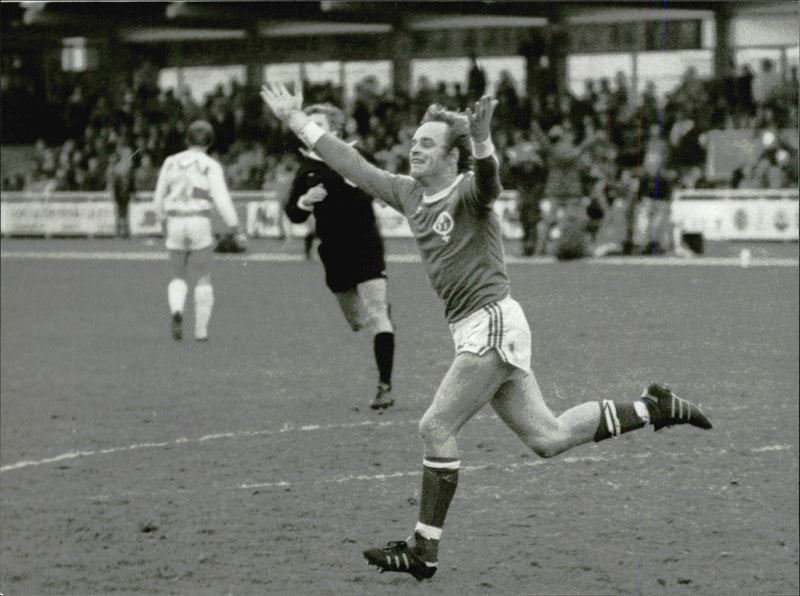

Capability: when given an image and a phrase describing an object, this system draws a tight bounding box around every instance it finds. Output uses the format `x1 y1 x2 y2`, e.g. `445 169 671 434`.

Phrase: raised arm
465 95 502 203
260 83 399 206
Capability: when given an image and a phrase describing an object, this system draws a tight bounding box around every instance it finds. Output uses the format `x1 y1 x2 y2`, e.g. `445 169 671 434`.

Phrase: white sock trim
423 458 460 470
601 399 621 438
415 522 442 541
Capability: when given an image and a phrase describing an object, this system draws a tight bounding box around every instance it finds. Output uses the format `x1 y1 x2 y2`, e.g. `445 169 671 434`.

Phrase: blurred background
1 1 797 255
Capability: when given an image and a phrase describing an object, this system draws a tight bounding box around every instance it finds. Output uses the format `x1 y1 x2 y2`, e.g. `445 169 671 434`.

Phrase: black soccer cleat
171 312 183 341
370 383 394 410
363 541 437 581
642 383 712 431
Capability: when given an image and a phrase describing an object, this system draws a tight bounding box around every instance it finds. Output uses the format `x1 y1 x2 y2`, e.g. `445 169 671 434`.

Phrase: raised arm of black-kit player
260 82 400 210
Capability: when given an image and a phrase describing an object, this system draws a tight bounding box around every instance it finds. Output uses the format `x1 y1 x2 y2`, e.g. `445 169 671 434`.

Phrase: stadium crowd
3 57 798 251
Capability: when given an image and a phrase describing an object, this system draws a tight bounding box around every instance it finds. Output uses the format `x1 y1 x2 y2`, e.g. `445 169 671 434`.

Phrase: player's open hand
465 95 498 142
260 82 303 123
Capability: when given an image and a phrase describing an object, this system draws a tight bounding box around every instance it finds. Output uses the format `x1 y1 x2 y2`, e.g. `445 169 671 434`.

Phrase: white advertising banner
1 192 116 237
128 199 162 236
1 189 526 240
671 189 799 241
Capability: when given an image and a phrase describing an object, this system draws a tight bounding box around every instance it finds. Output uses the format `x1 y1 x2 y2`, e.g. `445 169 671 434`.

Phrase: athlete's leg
490 372 604 458
167 250 190 340
408 351 515 563
357 278 395 407
421 350 513 458
490 373 710 458
191 246 214 341
333 288 362 332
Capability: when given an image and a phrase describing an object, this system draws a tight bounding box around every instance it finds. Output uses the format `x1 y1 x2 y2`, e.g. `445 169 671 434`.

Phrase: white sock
167 278 188 314
194 282 214 339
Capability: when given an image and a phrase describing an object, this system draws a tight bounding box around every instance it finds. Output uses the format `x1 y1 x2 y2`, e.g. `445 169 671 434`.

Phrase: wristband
471 137 496 159
289 111 325 148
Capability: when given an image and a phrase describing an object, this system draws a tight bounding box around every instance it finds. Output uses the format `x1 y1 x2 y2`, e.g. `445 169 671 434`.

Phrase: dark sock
373 332 394 387
593 400 646 442
413 457 459 561
412 532 439 563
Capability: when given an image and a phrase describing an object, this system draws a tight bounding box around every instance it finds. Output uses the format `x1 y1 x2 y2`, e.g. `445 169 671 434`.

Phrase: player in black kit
282 103 395 410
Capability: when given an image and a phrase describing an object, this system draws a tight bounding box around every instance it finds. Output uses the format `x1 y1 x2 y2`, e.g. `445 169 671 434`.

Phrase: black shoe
370 383 394 410
642 383 712 431
171 312 183 341
363 541 437 581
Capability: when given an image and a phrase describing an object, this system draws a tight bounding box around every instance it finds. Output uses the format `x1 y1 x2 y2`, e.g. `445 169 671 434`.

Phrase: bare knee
521 427 569 459
529 440 562 459
418 412 454 450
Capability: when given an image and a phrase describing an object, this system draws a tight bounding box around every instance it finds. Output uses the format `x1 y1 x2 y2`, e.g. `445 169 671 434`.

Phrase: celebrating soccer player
261 82 712 581
280 103 396 410
153 119 246 342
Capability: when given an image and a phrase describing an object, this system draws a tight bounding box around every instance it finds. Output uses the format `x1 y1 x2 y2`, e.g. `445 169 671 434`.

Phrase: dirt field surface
1 238 798 595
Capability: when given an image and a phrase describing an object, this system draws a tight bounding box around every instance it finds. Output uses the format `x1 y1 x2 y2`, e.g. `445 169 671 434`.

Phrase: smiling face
409 120 456 186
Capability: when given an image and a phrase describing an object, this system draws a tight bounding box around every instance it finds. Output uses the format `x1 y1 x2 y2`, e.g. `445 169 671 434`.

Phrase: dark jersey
283 151 386 292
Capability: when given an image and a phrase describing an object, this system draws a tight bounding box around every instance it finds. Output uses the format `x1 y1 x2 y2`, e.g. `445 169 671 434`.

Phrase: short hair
420 104 472 173
304 103 345 135
186 120 214 148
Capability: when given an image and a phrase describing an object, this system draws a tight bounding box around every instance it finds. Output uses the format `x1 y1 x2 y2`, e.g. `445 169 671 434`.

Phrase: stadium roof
5 1 788 41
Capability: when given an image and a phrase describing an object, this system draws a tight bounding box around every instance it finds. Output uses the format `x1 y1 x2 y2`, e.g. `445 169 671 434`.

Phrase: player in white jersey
261 83 712 581
153 120 245 341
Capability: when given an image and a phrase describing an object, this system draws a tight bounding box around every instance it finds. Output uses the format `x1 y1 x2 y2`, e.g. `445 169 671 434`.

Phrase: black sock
593 400 646 442
373 332 394 387
412 457 459 562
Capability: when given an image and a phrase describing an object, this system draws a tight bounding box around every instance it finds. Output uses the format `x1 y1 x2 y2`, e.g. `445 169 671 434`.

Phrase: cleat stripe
402 553 409 569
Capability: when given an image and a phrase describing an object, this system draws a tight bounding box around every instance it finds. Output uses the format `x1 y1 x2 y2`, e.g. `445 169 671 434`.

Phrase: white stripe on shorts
450 295 532 375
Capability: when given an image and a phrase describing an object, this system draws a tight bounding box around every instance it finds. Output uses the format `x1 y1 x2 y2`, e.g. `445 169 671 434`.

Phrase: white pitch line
85 443 795 500
236 452 651 490
0 418 415 473
1 250 797 267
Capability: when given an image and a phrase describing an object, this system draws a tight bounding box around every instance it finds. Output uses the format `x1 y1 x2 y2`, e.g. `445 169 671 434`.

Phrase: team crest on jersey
433 211 454 242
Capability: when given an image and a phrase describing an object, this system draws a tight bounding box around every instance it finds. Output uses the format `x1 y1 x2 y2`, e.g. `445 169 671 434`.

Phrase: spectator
752 59 780 111
133 152 159 192
503 129 546 256
466 51 486 103
107 145 135 238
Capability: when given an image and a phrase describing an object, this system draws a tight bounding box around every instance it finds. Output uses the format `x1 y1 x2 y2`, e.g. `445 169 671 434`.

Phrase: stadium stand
1 1 797 251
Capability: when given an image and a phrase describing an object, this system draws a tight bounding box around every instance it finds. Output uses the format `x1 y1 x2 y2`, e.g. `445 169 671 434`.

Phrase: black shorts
318 241 386 293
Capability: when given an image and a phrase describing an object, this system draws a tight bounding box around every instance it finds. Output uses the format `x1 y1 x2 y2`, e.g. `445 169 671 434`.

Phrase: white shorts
449 295 532 375
165 215 213 251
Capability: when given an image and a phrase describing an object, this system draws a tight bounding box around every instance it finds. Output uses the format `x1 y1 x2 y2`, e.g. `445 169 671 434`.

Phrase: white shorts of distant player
449 295 532 377
165 214 214 251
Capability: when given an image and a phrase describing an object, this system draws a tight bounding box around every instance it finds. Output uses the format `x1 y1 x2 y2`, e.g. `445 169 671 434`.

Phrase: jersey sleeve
282 169 313 224
208 159 239 228
461 153 502 214
312 134 407 214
